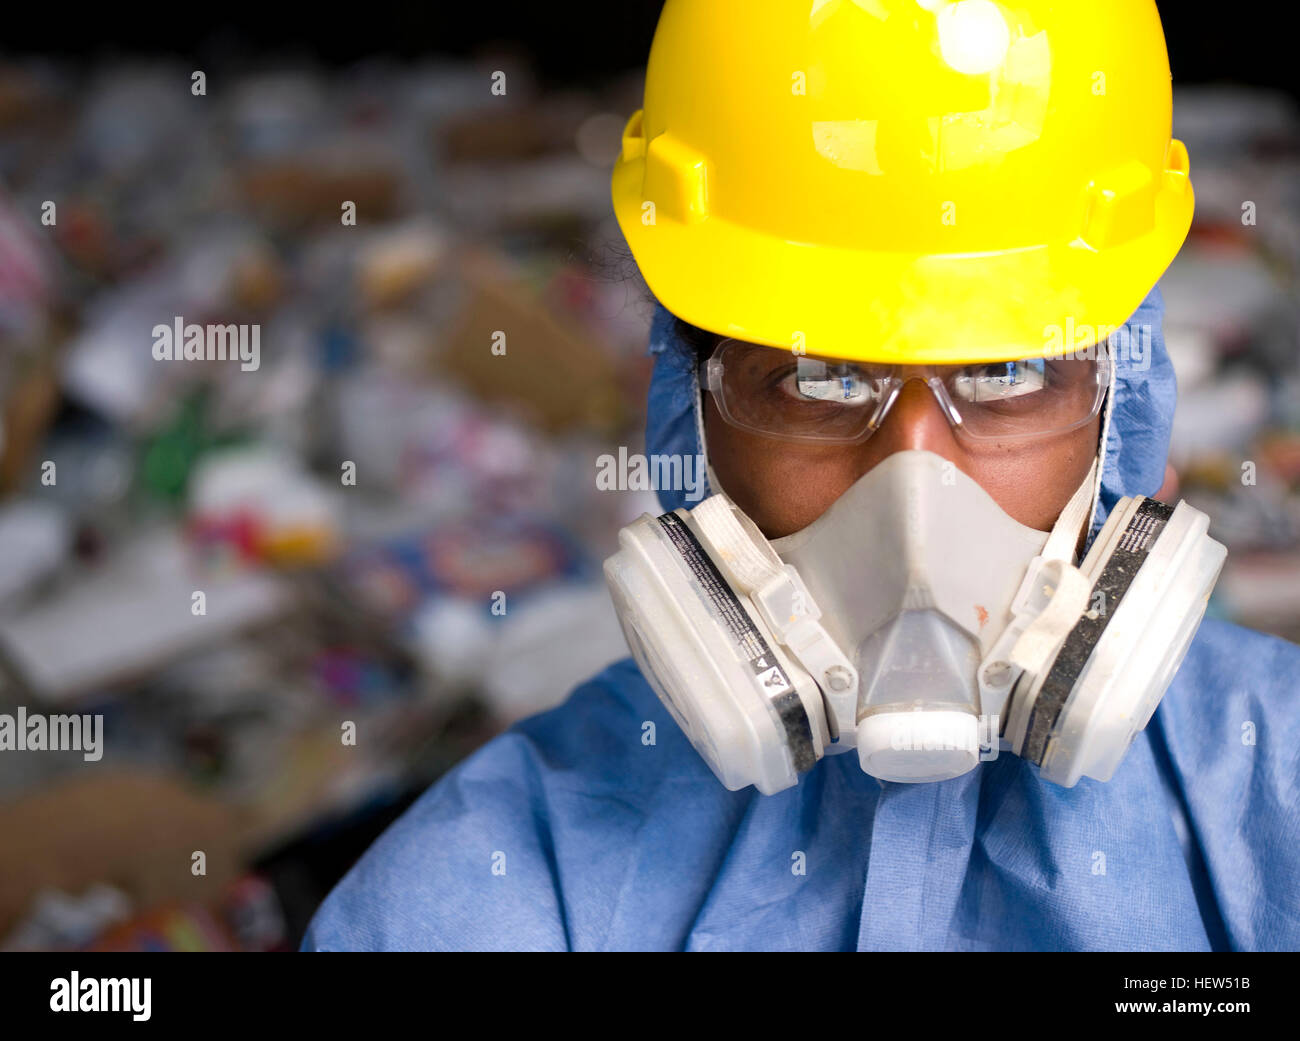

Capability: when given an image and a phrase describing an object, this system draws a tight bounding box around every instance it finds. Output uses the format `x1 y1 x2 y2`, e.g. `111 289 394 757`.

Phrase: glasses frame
702 338 1112 446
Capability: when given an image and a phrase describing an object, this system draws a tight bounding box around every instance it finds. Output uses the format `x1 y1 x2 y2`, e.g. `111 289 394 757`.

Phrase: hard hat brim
613 158 1193 365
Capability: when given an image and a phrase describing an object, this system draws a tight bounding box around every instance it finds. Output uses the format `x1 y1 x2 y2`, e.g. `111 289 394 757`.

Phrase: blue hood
645 285 1177 551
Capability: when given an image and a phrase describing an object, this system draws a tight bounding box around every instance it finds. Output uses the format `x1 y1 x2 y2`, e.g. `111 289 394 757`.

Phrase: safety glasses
702 338 1110 446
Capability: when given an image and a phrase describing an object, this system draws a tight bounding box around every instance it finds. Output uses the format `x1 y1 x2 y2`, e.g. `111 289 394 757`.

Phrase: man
302 1 1300 950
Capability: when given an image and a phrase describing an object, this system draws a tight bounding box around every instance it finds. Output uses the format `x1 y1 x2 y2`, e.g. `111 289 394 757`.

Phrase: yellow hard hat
612 0 1194 364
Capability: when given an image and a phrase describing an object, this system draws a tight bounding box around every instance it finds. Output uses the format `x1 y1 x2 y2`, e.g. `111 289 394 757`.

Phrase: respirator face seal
604 450 1225 795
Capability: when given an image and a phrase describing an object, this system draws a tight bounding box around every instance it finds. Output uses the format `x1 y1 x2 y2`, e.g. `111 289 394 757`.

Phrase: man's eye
781 361 874 404
950 359 1046 402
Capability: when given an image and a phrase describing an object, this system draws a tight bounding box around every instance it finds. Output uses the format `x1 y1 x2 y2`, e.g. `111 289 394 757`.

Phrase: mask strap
706 457 724 499
993 457 1101 705
1041 456 1101 565
1085 352 1119 545
691 363 720 498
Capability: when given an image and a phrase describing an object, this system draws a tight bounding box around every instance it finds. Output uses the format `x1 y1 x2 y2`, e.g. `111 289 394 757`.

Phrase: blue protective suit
302 286 1300 951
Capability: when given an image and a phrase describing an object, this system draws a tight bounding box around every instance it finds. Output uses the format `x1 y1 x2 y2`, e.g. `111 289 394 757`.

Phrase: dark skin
704 374 1104 540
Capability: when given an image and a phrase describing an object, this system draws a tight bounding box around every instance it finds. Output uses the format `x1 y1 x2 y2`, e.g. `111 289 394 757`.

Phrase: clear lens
949 359 1047 403
709 340 884 443
941 356 1104 440
788 358 880 405
708 339 1106 445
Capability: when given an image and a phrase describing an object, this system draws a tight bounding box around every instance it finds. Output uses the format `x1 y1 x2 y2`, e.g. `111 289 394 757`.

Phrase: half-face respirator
604 449 1225 794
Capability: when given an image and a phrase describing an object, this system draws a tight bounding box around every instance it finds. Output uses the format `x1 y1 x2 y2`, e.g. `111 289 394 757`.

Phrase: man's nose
862 377 962 460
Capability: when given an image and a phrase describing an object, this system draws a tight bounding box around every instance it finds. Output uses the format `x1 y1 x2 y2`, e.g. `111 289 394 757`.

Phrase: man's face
703 355 1103 541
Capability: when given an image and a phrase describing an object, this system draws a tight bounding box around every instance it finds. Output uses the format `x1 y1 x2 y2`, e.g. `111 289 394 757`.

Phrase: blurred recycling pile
0 56 662 951
1164 89 1300 644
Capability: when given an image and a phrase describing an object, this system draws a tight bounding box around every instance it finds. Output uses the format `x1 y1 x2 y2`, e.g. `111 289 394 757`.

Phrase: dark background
1 3 1296 101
